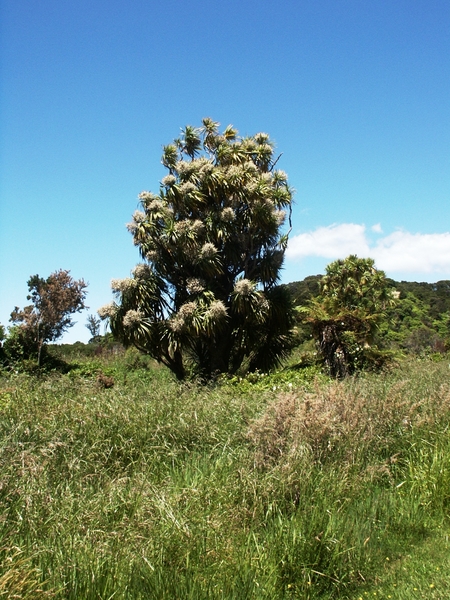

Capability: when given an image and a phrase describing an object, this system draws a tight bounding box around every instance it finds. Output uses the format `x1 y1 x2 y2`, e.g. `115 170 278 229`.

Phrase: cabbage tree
99 119 295 379
300 255 395 377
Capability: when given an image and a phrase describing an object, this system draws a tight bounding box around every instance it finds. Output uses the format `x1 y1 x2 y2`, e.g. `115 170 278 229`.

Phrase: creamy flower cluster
273 170 287 182
191 219 205 234
261 172 273 182
220 207 235 223
258 143 273 155
168 314 184 333
178 302 197 318
186 278 205 294
245 181 259 195
161 174 176 187
139 190 158 201
244 161 258 174
199 161 214 176
174 220 191 234
207 300 227 320
254 132 270 144
274 210 286 226
227 165 244 179
234 279 253 296
132 263 151 279
175 160 199 177
147 199 165 212
98 302 118 319
111 278 136 293
179 181 196 195
146 250 159 263
200 243 217 260
123 310 142 328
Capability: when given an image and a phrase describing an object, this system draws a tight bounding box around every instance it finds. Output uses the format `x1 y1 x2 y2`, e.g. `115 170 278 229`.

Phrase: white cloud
287 224 450 276
286 223 370 259
373 231 450 273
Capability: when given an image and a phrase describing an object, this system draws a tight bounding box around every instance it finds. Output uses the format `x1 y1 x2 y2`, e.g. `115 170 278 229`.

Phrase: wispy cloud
287 224 450 275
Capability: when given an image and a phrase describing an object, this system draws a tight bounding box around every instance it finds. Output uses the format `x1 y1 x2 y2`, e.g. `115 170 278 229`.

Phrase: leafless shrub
246 393 299 466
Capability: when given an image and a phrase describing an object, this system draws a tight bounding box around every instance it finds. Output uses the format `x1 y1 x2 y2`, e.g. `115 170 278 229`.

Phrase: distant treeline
286 276 450 353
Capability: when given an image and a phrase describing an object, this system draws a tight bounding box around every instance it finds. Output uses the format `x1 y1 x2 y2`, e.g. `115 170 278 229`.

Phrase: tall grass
0 355 449 598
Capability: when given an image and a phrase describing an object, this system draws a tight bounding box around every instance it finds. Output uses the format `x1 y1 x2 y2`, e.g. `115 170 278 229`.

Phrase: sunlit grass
349 527 450 599
1 353 450 598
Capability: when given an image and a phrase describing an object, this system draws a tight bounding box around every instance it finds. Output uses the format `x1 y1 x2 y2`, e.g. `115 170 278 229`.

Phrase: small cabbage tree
100 118 295 379
300 255 395 377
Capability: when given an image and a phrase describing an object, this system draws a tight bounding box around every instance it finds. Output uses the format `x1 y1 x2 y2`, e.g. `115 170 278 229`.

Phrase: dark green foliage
404 326 445 354
285 275 321 305
85 314 101 341
100 119 295 380
284 277 321 346
394 280 450 319
2 324 43 365
380 283 450 353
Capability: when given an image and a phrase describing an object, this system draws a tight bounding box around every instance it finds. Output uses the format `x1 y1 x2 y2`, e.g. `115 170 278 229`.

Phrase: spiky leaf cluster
300 255 396 377
101 119 295 379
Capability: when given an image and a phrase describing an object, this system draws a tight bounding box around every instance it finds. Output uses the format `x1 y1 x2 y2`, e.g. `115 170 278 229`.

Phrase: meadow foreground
1 353 450 598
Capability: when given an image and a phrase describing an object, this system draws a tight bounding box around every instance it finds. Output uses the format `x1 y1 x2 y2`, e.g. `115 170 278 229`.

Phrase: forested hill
286 276 450 352
286 277 450 312
285 275 322 306
391 280 450 320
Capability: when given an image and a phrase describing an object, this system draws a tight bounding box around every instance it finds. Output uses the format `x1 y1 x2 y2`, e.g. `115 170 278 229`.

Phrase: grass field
1 351 449 598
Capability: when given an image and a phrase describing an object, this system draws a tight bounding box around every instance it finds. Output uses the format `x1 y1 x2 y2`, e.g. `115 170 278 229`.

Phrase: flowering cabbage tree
99 118 295 379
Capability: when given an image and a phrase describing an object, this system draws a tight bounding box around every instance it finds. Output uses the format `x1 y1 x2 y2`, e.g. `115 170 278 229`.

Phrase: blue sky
1 0 449 343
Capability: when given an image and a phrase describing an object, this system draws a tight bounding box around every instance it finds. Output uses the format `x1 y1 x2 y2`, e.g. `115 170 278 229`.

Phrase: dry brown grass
0 548 54 599
247 376 450 471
